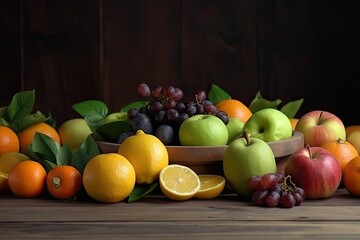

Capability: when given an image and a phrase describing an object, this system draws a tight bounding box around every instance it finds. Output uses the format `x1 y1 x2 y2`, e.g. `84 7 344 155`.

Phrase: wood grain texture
0 189 359 239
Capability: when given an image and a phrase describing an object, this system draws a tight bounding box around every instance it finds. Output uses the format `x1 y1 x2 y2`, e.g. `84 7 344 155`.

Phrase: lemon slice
159 164 200 201
194 174 226 199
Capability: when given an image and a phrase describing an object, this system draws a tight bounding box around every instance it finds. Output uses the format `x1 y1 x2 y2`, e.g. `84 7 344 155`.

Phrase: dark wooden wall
1 0 360 126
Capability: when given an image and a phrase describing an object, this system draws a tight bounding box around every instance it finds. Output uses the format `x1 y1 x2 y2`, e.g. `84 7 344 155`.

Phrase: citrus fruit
320 138 359 172
194 174 226 199
215 99 252 123
47 165 83 200
58 118 92 150
0 126 20 156
290 118 299 131
345 125 360 137
18 122 61 153
159 164 200 201
82 153 136 203
8 160 47 198
347 131 360 155
0 152 29 193
117 130 168 184
343 156 360 196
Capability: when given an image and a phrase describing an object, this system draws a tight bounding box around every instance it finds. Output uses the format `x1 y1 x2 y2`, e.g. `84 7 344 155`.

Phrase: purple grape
149 100 163 113
172 88 184 101
265 191 281 207
251 189 269 206
127 108 139 120
195 89 207 102
167 109 179 122
155 124 174 145
137 83 151 97
292 192 303 206
163 86 175 98
280 193 296 208
247 176 263 191
260 173 279 189
151 85 162 98
215 111 229 125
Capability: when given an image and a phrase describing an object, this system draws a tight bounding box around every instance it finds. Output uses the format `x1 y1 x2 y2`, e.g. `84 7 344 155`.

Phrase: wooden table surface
1 188 360 240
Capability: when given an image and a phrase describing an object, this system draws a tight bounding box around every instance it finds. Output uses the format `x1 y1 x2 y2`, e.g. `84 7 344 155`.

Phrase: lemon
118 130 169 184
0 152 29 193
159 164 200 201
194 174 226 199
82 153 136 203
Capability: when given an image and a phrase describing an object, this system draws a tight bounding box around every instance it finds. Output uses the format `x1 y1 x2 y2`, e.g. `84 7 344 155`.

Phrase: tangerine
47 165 83 200
8 160 47 198
0 126 20 156
343 156 360 196
215 99 252 123
18 122 61 153
320 138 359 172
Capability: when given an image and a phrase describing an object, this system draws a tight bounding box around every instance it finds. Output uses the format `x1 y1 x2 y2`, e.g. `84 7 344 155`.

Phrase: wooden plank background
1 0 359 126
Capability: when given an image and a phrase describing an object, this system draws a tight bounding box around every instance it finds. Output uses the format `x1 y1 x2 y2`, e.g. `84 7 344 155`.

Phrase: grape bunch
122 83 229 145
247 173 305 208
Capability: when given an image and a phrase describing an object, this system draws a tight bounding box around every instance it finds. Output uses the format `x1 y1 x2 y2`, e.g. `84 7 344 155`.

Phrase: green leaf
127 183 158 203
31 132 61 165
280 98 304 118
97 121 132 142
120 101 148 112
6 90 35 123
71 136 100 174
208 84 231 104
41 160 58 173
248 91 282 113
10 111 48 133
56 144 73 166
72 100 108 140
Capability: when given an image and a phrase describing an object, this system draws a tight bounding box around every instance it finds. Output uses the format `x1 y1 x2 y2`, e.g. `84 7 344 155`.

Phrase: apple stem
305 144 311 156
243 131 251 146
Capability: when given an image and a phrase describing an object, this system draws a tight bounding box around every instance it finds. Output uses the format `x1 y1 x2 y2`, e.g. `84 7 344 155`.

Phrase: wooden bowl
96 131 304 175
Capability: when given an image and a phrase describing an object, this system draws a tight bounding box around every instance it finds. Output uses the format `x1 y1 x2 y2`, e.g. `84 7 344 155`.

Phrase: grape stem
280 175 296 193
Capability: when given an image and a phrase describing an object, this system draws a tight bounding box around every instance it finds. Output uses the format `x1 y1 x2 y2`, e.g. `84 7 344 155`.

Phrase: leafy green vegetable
207 84 231 104
128 183 159 203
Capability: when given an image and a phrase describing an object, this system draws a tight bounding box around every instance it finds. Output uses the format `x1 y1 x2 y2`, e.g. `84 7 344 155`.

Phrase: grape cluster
122 83 229 145
247 173 305 208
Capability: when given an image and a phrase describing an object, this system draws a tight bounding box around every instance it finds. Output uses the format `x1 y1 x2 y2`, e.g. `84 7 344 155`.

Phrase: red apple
285 145 342 199
295 110 346 147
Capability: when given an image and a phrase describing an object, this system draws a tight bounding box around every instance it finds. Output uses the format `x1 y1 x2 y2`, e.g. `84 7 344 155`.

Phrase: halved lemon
159 164 200 201
194 174 226 199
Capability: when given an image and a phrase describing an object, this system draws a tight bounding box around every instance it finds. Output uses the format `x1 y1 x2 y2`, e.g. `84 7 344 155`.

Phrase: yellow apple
58 118 92 150
347 131 360 155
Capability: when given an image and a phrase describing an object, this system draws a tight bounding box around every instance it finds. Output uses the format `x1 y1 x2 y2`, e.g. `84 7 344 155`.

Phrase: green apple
179 114 229 146
98 112 132 143
243 108 292 142
223 132 277 198
226 117 244 144
58 118 93 150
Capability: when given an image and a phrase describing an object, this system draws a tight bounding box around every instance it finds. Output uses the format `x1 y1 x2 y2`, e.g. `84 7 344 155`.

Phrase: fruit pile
123 83 230 145
0 85 360 209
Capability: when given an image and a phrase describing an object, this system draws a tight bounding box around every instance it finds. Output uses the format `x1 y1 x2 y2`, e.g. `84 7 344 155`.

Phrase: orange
47 165 83 200
320 138 359 173
290 118 299 131
8 160 47 198
18 122 61 153
346 125 360 137
0 126 20 156
215 99 252 123
83 153 136 203
343 156 360 196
